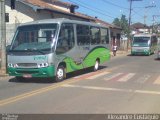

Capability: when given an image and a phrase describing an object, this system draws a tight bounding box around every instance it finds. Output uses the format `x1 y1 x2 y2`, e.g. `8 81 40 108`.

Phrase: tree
112 14 130 37
112 18 120 27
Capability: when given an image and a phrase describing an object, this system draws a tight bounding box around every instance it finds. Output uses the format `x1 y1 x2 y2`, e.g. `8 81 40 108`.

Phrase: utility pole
127 0 142 51
128 0 132 31
0 0 6 74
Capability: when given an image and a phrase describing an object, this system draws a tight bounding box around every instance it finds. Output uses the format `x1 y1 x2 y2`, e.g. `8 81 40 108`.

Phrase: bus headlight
8 63 18 68
38 63 49 68
8 63 13 68
144 49 149 52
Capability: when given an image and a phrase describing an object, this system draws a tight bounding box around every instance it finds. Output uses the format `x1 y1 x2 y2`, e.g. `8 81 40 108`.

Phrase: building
130 22 151 35
5 0 95 45
4 0 122 48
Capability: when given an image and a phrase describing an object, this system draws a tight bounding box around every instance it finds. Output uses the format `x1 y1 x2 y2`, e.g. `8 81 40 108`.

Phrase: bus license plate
23 74 32 78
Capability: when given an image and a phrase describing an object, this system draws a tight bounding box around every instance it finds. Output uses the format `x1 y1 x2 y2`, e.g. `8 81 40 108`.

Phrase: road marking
74 72 93 79
63 84 160 95
0 78 87 107
135 75 151 83
87 72 110 79
0 64 127 106
153 76 160 85
73 70 110 80
117 73 135 82
104 73 123 81
63 84 132 92
0 64 122 106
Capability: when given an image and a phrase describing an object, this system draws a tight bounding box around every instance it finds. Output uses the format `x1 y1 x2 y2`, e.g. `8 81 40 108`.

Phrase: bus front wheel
15 77 25 81
55 66 66 82
93 60 99 71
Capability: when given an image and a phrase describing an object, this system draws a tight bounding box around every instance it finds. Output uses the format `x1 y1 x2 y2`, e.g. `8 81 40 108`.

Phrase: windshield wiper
25 48 46 55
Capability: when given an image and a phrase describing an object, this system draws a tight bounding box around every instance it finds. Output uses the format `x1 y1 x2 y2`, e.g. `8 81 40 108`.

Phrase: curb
0 71 9 77
0 73 9 77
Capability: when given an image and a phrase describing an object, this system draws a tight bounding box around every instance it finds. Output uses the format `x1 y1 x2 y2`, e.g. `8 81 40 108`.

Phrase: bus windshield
10 24 58 52
132 37 150 47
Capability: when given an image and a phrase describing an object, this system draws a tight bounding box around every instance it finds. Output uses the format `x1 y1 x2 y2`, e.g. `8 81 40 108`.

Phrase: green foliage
112 14 130 37
112 18 120 27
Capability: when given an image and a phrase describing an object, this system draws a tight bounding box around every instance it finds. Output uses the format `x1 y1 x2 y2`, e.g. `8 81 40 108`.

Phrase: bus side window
76 24 90 45
56 23 74 54
90 27 100 45
101 28 109 44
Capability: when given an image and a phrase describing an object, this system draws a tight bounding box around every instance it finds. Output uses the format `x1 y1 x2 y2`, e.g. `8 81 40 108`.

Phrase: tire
15 76 25 81
55 66 66 82
93 60 99 71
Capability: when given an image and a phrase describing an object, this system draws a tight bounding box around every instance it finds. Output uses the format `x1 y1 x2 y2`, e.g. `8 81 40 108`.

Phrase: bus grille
16 70 39 74
17 63 38 68
136 49 144 52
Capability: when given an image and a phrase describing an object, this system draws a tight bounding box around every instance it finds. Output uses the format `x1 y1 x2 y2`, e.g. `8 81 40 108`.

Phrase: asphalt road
0 53 160 114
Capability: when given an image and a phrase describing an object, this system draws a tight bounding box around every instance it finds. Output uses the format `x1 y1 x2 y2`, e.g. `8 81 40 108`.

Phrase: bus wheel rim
94 61 99 70
57 68 64 79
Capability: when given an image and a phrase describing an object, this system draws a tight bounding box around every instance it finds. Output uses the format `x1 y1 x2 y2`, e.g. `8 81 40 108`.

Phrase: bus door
55 23 77 66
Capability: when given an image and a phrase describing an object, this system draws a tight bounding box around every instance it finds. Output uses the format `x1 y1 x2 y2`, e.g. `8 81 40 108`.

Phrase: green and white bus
7 18 110 82
131 34 157 56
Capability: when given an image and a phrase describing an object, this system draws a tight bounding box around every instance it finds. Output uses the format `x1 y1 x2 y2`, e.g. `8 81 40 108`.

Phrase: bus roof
134 33 157 37
18 18 109 28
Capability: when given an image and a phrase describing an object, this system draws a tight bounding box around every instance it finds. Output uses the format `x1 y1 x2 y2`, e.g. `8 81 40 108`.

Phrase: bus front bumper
131 50 150 55
7 66 55 78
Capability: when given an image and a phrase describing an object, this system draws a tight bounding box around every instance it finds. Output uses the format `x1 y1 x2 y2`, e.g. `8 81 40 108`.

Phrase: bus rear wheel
55 66 66 82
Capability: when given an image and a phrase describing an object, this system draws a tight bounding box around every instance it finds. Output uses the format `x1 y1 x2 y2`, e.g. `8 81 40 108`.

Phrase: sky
62 0 160 26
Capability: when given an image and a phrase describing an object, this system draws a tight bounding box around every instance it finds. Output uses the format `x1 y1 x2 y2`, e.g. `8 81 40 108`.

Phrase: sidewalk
110 49 131 58
0 70 9 77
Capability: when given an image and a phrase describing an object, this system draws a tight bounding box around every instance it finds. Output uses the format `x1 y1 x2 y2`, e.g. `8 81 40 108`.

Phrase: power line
102 0 146 18
75 0 117 17
67 0 150 25
132 10 144 18
128 0 143 27
67 0 115 19
101 0 129 10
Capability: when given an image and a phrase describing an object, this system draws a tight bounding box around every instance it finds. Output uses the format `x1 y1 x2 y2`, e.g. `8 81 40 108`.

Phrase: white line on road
62 84 160 95
117 73 135 82
87 72 110 79
135 75 151 83
104 73 123 81
153 76 160 85
62 84 132 92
